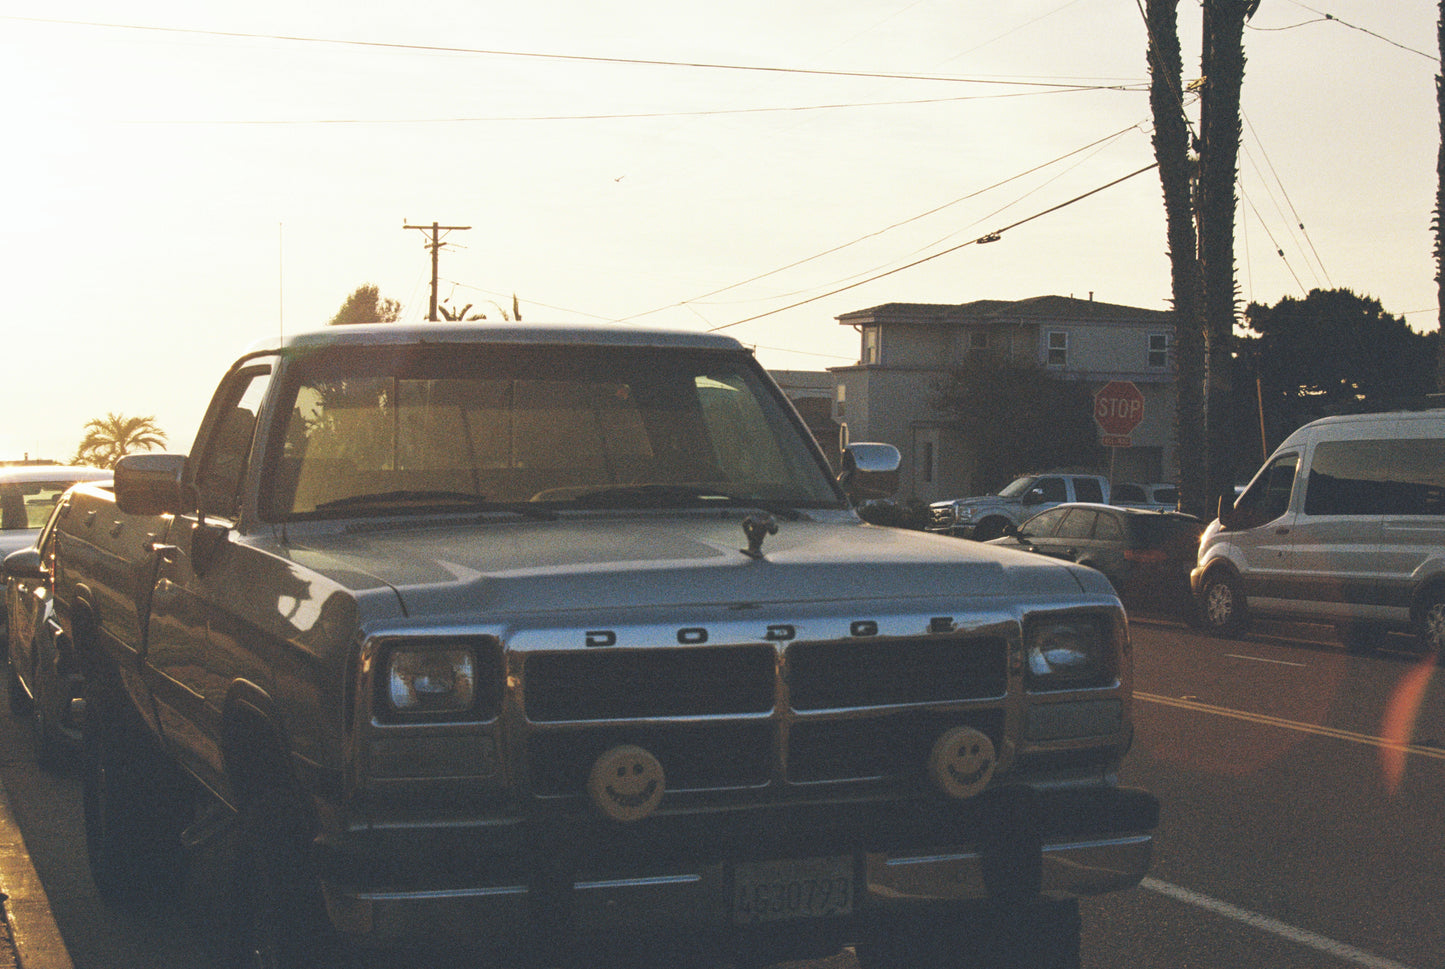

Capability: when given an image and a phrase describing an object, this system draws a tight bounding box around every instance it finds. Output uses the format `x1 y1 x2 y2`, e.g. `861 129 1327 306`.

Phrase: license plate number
732 856 854 924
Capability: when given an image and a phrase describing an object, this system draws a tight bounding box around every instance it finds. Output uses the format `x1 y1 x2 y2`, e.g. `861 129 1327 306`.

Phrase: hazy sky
1 1 1437 462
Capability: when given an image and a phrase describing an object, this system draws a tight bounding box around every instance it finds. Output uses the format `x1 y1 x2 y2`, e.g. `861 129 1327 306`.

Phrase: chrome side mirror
838 442 901 503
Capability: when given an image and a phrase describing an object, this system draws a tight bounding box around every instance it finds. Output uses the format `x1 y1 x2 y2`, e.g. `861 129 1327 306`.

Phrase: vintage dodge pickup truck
52 323 1156 968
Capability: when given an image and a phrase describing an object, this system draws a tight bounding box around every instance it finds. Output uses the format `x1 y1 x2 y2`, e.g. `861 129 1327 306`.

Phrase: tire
1197 569 1247 637
971 518 1011 542
82 686 190 911
855 900 1081 969
1413 588 1445 660
229 787 351 969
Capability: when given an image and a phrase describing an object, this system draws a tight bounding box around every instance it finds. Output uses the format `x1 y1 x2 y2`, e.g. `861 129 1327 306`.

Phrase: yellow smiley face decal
587 745 666 822
928 726 997 801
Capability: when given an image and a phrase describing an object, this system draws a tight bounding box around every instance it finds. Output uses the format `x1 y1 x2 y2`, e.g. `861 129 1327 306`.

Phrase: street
1 616 1441 968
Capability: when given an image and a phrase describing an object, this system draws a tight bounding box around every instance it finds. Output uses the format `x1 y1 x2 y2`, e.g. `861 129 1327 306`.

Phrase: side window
1055 509 1097 540
1035 477 1068 503
195 364 273 520
1304 440 1389 516
1234 453 1298 528
1382 438 1445 515
1073 478 1105 503
1019 507 1068 538
1094 512 1125 541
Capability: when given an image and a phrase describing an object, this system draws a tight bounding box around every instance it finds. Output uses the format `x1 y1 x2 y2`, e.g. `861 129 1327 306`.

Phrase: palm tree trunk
1436 0 1445 392
1145 0 1206 517
1197 0 1252 517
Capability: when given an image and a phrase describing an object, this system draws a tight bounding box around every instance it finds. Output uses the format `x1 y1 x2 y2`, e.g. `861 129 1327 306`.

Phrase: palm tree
72 413 167 469
1145 0 1206 517
1196 0 1259 517
1435 0 1444 392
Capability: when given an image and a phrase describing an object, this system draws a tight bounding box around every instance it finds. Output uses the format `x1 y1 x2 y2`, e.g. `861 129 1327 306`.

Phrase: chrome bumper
321 819 1154 946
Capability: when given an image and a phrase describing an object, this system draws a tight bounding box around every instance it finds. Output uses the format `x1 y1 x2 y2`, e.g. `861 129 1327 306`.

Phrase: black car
988 502 1204 620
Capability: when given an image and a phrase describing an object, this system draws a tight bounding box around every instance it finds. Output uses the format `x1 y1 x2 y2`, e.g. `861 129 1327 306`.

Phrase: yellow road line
1135 691 1445 761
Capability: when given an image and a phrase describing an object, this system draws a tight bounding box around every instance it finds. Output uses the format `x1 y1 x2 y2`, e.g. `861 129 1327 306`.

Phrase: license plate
731 856 854 924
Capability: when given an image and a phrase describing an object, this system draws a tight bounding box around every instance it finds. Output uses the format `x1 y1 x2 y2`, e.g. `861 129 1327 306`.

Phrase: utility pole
404 221 471 321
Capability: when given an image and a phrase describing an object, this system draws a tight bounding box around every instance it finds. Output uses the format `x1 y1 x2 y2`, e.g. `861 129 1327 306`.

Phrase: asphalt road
0 616 1441 968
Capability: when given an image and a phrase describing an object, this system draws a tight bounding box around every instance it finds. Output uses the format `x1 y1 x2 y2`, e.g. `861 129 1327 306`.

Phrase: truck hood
279 511 1092 621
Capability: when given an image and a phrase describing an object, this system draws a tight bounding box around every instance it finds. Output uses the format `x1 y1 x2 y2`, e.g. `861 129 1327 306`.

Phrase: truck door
146 363 273 790
1227 451 1301 609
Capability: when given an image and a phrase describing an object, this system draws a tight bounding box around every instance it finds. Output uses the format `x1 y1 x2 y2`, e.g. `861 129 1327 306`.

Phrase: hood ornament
740 514 778 560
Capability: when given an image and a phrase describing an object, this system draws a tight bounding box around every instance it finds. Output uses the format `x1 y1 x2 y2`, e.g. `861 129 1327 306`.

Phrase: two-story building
826 294 1177 503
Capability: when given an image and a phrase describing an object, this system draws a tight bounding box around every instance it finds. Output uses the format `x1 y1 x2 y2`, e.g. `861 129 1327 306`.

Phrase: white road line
1223 652 1307 667
1141 878 1419 969
1134 692 1445 761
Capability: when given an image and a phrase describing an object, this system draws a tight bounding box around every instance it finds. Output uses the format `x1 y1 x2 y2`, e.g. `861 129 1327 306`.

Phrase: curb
0 777 72 969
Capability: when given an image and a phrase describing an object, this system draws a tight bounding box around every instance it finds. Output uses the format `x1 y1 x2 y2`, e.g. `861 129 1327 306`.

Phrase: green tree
932 352 1101 493
72 413 167 469
329 284 402 326
1244 288 1439 443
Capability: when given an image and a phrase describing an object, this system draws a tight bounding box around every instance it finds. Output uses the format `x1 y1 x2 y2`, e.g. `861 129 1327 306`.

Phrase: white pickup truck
928 472 1112 541
52 323 1154 968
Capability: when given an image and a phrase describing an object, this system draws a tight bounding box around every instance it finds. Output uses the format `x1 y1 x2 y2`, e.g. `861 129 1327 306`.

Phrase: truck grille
928 506 956 529
521 635 1008 797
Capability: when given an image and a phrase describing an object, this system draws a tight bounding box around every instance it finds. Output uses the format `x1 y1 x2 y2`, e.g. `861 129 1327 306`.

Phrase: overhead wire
2 15 1148 89
706 161 1160 333
617 122 1147 322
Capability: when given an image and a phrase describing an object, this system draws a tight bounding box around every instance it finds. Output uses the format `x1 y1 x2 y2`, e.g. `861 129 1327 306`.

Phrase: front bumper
318 784 1158 950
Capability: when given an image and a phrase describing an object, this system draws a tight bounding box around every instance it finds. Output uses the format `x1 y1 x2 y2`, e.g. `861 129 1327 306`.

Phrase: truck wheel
855 900 1081 969
230 787 351 969
82 690 190 911
971 518 1010 542
1197 569 1246 637
1414 588 1445 661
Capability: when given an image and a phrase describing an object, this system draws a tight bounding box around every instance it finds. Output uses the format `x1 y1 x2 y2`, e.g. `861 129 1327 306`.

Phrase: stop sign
1094 381 1145 439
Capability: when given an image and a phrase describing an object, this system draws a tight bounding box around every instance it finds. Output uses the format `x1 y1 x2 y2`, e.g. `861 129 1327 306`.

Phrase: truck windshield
267 343 843 519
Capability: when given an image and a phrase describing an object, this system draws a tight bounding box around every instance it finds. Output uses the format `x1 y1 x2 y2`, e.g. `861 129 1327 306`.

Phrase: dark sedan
988 502 1204 620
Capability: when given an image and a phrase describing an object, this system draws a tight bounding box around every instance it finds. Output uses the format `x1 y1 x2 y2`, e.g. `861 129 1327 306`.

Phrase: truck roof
245 322 748 355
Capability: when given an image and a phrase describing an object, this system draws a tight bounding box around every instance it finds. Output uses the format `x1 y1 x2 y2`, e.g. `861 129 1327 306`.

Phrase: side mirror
115 453 189 517
838 442 901 503
2 547 42 582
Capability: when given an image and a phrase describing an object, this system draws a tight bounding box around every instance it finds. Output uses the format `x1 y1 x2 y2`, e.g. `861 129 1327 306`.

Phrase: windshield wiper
311 490 557 520
559 484 806 520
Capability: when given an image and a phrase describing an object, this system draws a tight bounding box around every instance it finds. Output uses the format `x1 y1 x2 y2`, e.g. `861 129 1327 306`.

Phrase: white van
1192 410 1445 654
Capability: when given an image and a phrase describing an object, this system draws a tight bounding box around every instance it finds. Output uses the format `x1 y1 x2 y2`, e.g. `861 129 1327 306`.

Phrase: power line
706 161 1160 333
618 122 1147 324
1259 4 1435 61
2 15 1148 89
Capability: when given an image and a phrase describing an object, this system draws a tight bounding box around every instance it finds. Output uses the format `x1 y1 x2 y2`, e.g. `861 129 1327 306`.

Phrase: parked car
3 479 107 766
1194 409 1445 655
927 471 1110 540
0 466 112 642
1112 481 1179 510
989 503 1205 620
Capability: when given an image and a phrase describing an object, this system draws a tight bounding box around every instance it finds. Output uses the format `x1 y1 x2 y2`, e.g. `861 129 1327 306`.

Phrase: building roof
837 295 1174 327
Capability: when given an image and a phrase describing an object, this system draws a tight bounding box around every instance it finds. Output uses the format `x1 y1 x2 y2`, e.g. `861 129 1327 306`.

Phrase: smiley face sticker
928 726 996 800
587 744 666 822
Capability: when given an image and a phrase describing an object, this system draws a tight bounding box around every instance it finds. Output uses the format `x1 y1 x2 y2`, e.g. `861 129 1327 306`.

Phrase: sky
1 0 1438 463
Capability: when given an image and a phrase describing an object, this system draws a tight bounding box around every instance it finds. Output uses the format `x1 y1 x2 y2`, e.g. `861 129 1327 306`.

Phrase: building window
1148 332 1169 369
834 384 846 419
1046 330 1068 368
862 327 880 365
967 330 989 354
